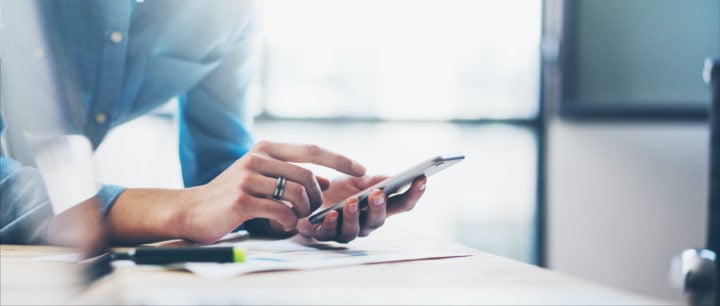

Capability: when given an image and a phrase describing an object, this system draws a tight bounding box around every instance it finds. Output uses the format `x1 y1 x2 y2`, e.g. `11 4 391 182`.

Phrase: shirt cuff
96 184 126 216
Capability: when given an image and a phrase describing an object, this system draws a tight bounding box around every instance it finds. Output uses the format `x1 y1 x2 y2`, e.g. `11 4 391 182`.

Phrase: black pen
110 246 246 265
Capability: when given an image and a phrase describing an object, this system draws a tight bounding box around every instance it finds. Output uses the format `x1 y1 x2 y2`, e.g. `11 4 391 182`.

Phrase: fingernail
372 194 384 207
348 202 358 213
328 213 337 222
418 183 426 191
351 160 366 174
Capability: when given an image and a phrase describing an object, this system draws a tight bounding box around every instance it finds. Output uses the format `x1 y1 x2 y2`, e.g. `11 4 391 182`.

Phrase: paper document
178 235 472 279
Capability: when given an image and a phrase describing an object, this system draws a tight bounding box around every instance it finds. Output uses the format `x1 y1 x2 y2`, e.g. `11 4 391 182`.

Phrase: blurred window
258 0 541 120
559 0 720 119
249 0 545 264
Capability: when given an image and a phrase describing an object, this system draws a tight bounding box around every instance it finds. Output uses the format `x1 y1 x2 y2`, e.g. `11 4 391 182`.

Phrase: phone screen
307 153 465 224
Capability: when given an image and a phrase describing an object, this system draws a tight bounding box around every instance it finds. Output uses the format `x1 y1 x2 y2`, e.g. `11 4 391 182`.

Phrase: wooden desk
1 231 674 305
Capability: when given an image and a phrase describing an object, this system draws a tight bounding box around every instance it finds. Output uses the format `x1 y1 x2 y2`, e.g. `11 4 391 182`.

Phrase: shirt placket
86 1 132 147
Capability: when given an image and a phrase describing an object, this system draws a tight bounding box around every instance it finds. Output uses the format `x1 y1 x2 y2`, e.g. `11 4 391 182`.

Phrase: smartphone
307 153 465 224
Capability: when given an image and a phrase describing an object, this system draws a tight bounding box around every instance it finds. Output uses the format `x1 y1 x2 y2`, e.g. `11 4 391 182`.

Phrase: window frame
554 0 713 122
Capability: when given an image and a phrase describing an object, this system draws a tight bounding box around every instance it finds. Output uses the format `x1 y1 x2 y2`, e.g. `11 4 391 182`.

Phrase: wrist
106 187 204 245
173 186 207 241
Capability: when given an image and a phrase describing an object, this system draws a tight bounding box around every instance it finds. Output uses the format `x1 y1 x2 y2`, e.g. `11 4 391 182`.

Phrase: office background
90 0 719 302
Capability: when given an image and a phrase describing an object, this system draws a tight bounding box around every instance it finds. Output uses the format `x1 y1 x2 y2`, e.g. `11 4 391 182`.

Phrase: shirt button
110 31 123 44
95 113 107 124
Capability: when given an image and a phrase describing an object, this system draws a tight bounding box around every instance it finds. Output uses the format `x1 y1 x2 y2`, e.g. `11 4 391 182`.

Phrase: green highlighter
111 246 246 265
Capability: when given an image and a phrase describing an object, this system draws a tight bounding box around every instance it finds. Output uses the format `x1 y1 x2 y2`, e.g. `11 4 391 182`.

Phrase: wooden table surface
1 230 675 305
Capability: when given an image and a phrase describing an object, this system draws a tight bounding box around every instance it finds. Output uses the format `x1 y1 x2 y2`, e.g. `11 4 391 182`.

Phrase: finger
245 153 324 210
255 141 366 177
296 217 320 237
351 175 387 190
244 175 312 217
387 176 427 216
337 197 361 243
243 196 299 231
314 210 340 241
360 189 386 237
276 181 312 217
317 175 331 191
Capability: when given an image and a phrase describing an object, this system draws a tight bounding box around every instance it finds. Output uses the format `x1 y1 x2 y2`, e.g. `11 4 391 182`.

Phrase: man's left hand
296 175 427 243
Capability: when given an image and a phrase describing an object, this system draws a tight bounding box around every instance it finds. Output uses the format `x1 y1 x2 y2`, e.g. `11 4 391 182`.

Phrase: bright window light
259 0 542 120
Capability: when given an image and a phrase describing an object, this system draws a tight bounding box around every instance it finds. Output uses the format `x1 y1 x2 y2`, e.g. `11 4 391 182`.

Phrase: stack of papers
178 235 472 279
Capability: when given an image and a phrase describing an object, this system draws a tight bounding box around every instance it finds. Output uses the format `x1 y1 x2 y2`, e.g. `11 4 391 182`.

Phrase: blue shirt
0 0 257 243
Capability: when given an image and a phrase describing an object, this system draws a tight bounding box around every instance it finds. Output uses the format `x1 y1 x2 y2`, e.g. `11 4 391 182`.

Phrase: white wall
547 120 709 302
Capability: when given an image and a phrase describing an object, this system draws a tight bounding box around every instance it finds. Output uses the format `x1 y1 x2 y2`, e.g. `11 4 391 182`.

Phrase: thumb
317 175 331 191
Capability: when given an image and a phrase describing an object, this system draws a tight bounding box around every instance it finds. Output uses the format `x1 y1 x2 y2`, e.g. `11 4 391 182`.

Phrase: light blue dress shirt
0 0 257 243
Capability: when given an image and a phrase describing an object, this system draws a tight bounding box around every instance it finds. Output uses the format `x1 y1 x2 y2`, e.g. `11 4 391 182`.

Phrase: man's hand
107 141 365 245
296 175 427 243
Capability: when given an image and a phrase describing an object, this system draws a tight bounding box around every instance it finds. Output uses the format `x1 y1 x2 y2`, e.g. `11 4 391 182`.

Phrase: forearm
105 187 200 245
44 197 106 248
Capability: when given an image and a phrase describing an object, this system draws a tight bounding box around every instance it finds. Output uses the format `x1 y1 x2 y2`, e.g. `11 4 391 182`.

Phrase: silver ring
272 176 286 201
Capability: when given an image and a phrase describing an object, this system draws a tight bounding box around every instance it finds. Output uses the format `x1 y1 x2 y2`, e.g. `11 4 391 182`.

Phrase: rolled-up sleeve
178 3 259 187
95 184 126 216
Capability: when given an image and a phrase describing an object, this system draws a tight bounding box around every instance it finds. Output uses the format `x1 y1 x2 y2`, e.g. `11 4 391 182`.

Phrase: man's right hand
180 141 366 243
